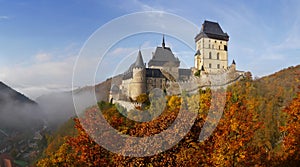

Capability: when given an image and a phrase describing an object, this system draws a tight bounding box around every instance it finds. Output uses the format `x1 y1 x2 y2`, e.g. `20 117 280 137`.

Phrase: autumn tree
279 88 300 165
38 78 290 166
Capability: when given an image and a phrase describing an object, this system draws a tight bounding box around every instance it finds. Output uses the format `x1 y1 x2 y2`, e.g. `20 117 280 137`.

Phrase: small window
208 44 210 48
217 53 219 60
212 44 214 49
209 63 212 68
219 45 220 50
220 41 222 44
217 64 220 69
224 45 227 51
209 52 212 59
215 40 217 43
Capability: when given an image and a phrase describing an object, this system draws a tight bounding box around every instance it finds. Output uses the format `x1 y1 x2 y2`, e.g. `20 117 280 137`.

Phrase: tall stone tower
194 20 229 73
130 50 146 100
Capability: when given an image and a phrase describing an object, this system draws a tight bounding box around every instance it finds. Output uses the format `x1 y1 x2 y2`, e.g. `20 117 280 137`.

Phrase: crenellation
109 20 244 102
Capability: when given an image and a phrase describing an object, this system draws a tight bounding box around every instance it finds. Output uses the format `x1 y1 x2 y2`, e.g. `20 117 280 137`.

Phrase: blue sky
0 0 300 99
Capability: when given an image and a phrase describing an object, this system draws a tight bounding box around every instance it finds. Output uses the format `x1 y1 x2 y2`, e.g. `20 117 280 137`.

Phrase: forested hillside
36 65 300 166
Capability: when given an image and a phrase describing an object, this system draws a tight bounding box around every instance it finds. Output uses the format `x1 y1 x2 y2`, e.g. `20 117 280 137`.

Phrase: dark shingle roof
122 50 145 80
135 50 145 68
195 20 229 42
123 68 167 80
146 68 166 78
179 68 191 76
195 50 200 56
123 71 133 80
148 46 180 67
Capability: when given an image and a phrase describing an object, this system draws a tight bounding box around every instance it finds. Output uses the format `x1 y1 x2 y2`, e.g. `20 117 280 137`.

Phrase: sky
0 0 300 99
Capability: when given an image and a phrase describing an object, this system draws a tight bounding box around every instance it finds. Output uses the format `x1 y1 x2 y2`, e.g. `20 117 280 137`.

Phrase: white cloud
0 55 75 98
34 53 52 62
0 45 86 99
0 16 9 20
273 20 300 50
110 47 136 56
118 0 156 12
117 0 178 13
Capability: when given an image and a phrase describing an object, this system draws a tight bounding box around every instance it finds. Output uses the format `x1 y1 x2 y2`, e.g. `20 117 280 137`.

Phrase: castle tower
194 20 229 73
130 50 146 100
194 50 201 70
148 35 180 80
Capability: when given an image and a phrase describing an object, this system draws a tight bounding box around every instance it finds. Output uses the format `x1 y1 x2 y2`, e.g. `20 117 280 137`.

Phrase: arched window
209 52 212 59
217 53 219 60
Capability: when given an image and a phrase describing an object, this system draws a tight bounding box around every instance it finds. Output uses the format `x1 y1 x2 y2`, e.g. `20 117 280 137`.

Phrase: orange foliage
280 88 300 165
37 76 300 166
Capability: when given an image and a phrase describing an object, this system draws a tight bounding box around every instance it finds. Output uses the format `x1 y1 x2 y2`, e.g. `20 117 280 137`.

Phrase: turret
130 50 146 100
230 59 236 71
232 59 236 65
194 50 201 70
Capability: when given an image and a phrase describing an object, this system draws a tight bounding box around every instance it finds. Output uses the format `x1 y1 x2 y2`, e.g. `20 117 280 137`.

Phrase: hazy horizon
1 0 300 99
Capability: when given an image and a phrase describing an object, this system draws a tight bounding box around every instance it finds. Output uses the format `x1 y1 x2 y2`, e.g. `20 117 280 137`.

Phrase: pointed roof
134 50 145 68
195 50 200 56
232 59 236 65
123 50 145 80
195 20 229 42
162 35 165 48
201 65 205 71
148 36 180 67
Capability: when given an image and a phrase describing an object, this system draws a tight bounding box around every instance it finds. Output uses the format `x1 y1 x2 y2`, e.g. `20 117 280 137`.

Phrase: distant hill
0 81 36 105
36 74 123 129
0 81 43 132
254 65 300 106
246 65 300 150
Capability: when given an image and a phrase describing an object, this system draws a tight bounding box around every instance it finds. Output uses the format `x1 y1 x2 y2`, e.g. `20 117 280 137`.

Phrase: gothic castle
110 20 243 101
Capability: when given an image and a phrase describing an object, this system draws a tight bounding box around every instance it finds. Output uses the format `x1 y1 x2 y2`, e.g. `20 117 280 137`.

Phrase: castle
110 20 241 101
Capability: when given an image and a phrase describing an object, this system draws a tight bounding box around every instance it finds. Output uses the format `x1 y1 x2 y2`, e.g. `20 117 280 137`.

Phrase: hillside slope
251 65 299 149
0 81 43 131
36 65 300 166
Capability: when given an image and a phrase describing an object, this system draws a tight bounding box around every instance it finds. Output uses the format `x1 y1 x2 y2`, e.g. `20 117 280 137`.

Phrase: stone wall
166 65 244 95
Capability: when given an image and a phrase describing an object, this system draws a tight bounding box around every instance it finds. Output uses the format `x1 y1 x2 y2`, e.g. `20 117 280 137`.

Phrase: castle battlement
109 20 244 102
